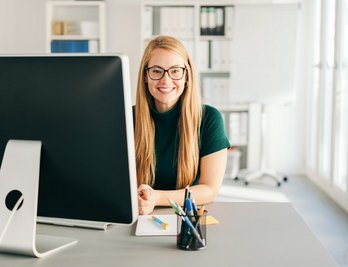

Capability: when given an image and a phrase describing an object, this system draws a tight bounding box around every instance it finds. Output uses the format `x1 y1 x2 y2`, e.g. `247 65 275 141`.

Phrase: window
307 0 321 172
307 0 348 200
319 0 335 178
333 0 348 191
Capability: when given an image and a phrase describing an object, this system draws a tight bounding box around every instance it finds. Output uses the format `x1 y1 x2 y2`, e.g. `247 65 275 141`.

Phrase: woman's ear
185 75 188 88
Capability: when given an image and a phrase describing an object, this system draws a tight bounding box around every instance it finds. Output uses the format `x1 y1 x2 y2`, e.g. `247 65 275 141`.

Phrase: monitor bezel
0 54 139 229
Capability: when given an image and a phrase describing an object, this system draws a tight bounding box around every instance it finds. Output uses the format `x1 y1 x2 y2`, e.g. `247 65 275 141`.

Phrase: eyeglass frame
144 66 187 80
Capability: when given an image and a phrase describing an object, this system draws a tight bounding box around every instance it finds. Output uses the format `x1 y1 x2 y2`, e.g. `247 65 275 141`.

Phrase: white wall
0 0 307 175
264 2 307 176
0 0 142 101
0 0 46 53
105 0 142 103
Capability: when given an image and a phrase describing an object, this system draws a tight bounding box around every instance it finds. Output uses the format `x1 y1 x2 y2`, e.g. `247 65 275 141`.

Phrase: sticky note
203 215 219 225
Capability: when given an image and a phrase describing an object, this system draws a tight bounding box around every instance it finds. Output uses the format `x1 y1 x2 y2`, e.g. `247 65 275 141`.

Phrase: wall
0 0 306 175
265 2 306 176
0 0 46 53
105 0 142 103
0 0 142 101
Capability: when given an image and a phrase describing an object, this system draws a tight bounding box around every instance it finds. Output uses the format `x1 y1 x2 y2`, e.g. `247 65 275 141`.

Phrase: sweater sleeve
199 105 231 157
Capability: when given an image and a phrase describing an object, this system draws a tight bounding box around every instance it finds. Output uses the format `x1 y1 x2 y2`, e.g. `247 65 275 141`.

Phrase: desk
0 202 338 267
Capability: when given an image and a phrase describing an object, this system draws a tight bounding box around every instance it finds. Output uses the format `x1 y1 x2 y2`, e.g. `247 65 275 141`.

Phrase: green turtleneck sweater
135 103 230 190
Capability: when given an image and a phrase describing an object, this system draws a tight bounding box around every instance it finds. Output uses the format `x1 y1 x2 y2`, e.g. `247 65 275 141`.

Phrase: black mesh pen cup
176 213 207 250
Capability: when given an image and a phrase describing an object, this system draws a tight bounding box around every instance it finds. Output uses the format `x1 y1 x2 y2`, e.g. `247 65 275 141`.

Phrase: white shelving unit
142 1 234 108
141 1 249 173
219 103 262 174
141 0 300 177
46 1 106 53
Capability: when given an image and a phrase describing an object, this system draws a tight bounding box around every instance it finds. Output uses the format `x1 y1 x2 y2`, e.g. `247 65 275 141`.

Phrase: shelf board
143 36 194 42
200 70 230 75
214 104 250 111
50 1 104 7
50 35 99 41
230 142 248 146
199 36 233 41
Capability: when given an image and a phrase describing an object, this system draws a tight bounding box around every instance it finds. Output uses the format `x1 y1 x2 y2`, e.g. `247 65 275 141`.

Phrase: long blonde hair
135 36 202 189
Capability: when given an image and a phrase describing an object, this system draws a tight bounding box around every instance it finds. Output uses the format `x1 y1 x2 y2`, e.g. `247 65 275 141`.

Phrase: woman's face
146 48 186 113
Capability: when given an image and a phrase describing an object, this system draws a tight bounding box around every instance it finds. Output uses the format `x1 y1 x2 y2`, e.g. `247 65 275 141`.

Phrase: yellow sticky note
203 215 219 225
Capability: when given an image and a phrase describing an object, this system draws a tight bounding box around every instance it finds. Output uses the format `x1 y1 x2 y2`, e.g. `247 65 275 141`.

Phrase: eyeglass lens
147 67 185 80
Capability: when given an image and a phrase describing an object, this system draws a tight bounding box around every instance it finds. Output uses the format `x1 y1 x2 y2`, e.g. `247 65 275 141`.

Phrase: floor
218 173 348 267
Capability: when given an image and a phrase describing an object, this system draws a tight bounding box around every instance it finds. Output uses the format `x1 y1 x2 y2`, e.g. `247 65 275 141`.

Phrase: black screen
0 55 137 224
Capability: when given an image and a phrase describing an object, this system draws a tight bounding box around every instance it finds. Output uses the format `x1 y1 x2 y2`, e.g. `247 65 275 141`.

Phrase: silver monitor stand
0 140 76 257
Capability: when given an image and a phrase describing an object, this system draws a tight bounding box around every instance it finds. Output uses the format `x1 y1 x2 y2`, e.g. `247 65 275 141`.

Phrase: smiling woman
145 49 186 112
134 36 230 215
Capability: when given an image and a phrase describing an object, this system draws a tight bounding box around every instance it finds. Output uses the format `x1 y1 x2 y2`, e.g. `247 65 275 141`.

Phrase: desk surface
0 202 338 267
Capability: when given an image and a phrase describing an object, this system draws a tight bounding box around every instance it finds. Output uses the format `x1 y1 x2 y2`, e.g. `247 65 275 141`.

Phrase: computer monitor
0 55 138 229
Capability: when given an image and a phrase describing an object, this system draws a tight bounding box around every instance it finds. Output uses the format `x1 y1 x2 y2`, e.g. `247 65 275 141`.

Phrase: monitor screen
0 55 138 226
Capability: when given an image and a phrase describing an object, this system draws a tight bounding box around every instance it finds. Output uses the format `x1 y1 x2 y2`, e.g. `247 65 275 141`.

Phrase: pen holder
176 213 207 250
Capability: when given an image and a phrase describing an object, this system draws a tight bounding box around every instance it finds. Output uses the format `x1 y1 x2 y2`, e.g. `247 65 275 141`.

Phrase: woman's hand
137 184 157 215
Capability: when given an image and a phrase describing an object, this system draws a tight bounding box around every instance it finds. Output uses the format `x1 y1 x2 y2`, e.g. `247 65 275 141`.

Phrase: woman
135 36 230 215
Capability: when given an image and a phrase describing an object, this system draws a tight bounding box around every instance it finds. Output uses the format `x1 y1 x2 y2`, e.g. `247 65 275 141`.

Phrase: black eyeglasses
145 66 186 80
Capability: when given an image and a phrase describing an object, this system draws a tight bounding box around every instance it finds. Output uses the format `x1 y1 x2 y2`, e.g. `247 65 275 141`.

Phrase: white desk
0 202 338 267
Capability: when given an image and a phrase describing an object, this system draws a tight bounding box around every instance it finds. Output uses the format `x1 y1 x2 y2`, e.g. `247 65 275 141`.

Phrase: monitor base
0 140 76 257
37 216 110 230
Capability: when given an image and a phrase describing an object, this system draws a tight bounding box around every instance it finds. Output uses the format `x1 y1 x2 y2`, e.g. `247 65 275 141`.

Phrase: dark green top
140 103 230 190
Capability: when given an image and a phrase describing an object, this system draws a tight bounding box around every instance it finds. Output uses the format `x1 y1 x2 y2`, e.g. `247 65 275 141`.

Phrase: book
51 40 89 53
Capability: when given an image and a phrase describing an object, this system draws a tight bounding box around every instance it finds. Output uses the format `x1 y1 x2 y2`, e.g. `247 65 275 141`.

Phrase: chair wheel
277 182 281 187
283 176 288 182
244 181 249 186
234 176 239 181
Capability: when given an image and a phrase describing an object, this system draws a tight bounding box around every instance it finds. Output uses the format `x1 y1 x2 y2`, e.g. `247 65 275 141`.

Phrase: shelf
50 35 99 41
141 1 299 173
216 104 250 111
46 0 106 53
200 70 231 75
199 35 233 41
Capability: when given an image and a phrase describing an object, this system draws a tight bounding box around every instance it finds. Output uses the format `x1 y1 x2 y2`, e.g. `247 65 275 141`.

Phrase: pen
185 198 196 222
168 199 206 247
192 198 198 216
151 215 169 230
187 189 192 201
168 199 182 214
175 203 205 246
186 216 205 249
168 199 191 232
188 200 205 248
198 205 205 216
183 186 189 212
192 200 204 239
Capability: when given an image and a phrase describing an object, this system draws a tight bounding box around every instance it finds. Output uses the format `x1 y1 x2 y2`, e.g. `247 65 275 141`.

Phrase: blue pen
185 198 196 222
183 186 189 212
168 199 206 246
192 198 198 215
187 199 205 248
176 203 205 246
187 190 192 201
